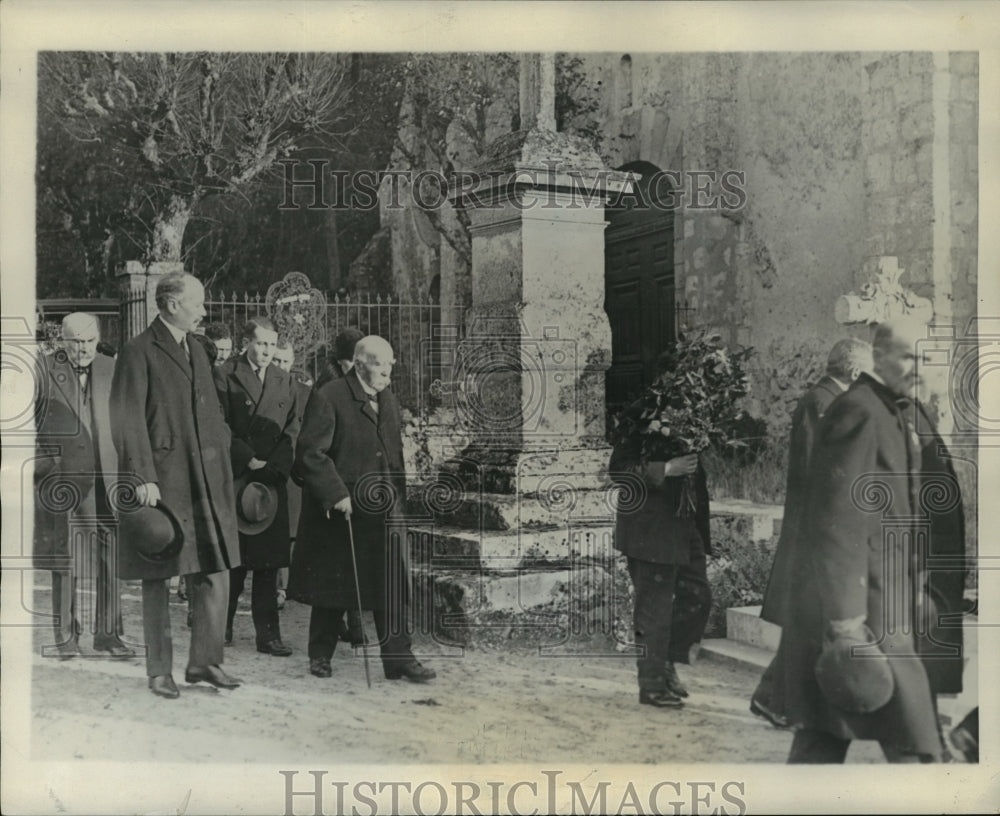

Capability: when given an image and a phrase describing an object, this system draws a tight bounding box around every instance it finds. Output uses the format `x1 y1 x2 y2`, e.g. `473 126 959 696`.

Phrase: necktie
73 365 90 391
180 336 190 360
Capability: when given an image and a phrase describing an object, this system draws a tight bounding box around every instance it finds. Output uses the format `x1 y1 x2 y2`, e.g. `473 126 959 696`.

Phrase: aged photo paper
2 1 999 813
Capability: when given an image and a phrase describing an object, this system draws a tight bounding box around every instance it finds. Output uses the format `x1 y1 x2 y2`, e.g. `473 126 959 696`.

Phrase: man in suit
751 338 873 726
215 318 299 656
769 318 945 762
34 312 134 658
609 396 713 709
111 271 242 699
288 335 435 682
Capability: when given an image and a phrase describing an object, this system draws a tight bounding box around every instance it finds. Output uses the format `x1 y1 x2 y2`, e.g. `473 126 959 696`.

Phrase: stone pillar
117 260 183 341
447 129 632 492
519 53 557 132
407 56 635 650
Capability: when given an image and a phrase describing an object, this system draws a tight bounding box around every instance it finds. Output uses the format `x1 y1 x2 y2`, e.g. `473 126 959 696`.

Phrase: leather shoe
94 639 137 659
665 663 689 698
639 689 684 708
224 627 233 646
384 661 436 683
149 675 180 699
257 639 293 657
310 658 332 678
185 664 242 689
749 697 790 728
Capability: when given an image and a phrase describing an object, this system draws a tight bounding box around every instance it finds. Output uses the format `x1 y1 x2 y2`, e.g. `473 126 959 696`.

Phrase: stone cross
519 53 557 132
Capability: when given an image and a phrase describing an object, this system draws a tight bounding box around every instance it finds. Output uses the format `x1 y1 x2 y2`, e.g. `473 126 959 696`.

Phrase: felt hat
121 501 185 563
235 474 279 535
815 628 895 714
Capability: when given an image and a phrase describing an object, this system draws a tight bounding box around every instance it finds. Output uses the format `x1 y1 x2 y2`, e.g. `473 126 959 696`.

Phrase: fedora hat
815 627 894 714
121 501 185 563
235 474 279 535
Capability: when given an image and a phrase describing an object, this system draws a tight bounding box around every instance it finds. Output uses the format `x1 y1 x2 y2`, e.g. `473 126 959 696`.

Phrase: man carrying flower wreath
609 332 752 709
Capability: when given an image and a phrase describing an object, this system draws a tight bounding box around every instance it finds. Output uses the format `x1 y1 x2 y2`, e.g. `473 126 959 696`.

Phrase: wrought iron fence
204 290 449 413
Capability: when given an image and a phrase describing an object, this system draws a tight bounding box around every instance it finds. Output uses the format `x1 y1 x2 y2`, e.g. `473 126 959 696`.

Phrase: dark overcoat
608 398 712 565
110 317 240 580
913 400 967 695
287 368 406 610
760 375 843 624
33 353 119 568
214 355 299 569
286 380 311 539
769 374 941 756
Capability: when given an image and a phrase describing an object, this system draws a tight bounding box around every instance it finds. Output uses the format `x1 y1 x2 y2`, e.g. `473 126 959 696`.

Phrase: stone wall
376 51 977 441
948 52 978 324
860 53 935 299
570 51 977 439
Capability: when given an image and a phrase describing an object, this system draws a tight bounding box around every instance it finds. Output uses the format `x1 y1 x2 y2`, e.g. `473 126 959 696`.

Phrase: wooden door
604 177 675 420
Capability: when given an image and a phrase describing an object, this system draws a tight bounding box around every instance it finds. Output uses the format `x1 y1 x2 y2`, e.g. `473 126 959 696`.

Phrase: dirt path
28 580 869 767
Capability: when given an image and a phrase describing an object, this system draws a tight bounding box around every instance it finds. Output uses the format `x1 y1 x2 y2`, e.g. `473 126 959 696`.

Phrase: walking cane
345 514 372 689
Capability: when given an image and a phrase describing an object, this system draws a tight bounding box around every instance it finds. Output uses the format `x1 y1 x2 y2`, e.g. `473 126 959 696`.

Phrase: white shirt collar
358 378 378 399
158 315 187 346
829 376 849 392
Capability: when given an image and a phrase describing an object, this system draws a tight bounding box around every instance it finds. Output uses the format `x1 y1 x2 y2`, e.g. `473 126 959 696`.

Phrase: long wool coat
760 375 843 625
214 355 299 569
768 374 941 756
110 317 240 580
285 380 311 540
608 397 712 565
287 368 406 610
33 352 119 568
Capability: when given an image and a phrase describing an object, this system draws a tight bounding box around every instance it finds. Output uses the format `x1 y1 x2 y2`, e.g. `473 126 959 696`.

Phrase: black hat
120 501 185 563
334 328 364 362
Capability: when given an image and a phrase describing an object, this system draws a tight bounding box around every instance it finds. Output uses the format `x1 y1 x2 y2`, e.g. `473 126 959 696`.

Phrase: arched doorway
604 161 677 419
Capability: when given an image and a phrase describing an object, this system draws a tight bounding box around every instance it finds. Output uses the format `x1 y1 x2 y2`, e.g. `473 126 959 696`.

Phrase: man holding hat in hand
768 318 945 762
215 316 300 656
111 271 242 699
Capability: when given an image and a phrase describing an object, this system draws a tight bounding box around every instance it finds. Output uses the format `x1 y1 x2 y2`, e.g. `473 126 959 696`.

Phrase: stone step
409 490 616 532
726 604 780 651
414 567 573 615
411 559 629 646
710 499 784 550
699 637 773 671
407 523 616 571
438 448 613 495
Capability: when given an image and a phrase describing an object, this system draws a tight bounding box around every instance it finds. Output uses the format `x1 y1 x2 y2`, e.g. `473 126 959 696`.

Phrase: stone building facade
349 52 979 644
360 51 978 439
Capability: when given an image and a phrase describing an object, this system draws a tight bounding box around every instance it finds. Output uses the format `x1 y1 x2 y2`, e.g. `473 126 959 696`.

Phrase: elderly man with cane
288 335 435 683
